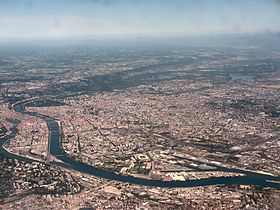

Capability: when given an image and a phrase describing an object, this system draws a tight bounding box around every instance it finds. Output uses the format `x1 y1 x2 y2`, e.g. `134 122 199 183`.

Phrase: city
0 35 280 209
1 0 280 209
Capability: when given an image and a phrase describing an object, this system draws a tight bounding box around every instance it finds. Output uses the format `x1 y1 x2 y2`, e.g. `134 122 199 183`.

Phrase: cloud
0 15 278 39
0 16 161 38
0 17 108 38
0 0 279 39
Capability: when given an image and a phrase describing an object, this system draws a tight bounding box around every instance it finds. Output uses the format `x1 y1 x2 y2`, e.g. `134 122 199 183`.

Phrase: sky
0 0 280 39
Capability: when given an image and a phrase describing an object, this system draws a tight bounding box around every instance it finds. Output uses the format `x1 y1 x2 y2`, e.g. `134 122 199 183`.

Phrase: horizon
1 32 280 50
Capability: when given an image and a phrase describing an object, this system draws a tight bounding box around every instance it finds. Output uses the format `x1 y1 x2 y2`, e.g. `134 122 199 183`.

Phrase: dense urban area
0 35 280 209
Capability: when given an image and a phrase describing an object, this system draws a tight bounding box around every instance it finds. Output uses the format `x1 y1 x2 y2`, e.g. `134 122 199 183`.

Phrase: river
0 101 278 189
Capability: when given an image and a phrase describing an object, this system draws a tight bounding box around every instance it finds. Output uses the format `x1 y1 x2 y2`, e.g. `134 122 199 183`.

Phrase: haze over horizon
0 0 280 39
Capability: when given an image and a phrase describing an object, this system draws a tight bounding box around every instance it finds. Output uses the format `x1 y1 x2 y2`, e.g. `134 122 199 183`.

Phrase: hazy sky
0 0 280 38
